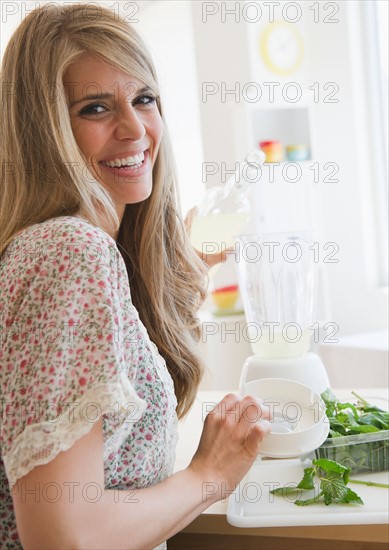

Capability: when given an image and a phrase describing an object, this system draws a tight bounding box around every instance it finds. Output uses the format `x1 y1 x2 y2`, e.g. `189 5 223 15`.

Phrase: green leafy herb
321 390 389 436
317 390 389 474
297 467 315 490
270 458 364 506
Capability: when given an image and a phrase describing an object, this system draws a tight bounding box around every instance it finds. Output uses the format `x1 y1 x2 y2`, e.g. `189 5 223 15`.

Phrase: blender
237 231 330 395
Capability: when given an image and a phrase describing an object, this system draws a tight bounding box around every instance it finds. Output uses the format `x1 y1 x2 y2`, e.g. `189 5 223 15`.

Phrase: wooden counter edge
180 514 389 543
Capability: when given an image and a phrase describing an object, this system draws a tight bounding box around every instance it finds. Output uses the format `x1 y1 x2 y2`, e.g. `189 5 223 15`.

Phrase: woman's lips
98 150 150 178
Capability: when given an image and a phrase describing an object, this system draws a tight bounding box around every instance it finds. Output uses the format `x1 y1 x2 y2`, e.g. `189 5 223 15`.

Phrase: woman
0 4 270 549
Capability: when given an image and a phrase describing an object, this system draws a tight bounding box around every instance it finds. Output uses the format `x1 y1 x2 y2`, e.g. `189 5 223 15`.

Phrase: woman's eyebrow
68 86 152 107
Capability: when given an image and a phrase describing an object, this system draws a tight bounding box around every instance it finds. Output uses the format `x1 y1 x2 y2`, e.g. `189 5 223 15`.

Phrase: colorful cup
259 141 283 163
286 144 310 162
211 284 239 311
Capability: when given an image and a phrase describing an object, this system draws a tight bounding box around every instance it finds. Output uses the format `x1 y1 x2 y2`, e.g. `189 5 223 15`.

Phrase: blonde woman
0 4 271 549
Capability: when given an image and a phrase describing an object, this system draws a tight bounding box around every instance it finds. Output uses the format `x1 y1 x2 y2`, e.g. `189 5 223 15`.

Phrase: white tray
227 458 389 528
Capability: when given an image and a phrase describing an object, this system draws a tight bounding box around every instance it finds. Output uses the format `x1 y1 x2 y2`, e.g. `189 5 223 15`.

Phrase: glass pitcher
237 232 315 359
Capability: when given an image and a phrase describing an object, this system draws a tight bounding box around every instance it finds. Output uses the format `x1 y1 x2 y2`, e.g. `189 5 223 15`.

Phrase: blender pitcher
237 232 315 359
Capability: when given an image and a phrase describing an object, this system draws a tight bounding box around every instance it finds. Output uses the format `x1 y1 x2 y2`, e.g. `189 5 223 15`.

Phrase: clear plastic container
314 430 389 474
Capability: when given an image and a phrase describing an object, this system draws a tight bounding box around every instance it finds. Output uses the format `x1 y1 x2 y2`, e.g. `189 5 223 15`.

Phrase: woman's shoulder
3 215 117 263
1 215 124 287
9 215 114 248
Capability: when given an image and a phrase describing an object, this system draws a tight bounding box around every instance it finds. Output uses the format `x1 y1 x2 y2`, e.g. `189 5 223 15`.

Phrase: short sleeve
0 218 147 486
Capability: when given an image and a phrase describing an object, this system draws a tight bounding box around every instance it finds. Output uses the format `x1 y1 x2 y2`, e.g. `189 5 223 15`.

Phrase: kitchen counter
169 389 389 550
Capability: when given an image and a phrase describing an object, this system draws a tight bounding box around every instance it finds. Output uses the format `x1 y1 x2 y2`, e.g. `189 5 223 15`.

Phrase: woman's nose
114 104 146 141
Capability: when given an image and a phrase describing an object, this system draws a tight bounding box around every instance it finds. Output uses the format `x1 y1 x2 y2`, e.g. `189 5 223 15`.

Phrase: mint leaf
338 402 359 419
358 412 389 430
340 488 364 504
335 412 349 425
329 429 344 437
329 420 348 436
348 424 380 434
312 458 349 476
324 390 389 439
346 411 359 426
363 405 389 415
321 388 338 404
321 471 348 504
297 467 315 490
295 492 323 506
270 458 363 507
270 486 302 497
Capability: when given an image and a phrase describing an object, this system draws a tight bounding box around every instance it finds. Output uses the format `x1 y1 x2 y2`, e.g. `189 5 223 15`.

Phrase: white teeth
101 151 145 168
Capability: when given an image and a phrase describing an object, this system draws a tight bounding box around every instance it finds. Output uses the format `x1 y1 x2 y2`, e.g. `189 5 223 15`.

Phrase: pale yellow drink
249 329 312 359
190 212 250 252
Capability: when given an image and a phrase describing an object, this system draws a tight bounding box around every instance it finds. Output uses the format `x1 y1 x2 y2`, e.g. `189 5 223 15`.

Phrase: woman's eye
134 94 157 107
79 103 107 116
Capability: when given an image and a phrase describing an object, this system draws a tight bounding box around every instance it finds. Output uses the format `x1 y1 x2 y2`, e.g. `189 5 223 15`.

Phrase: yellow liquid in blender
249 329 311 359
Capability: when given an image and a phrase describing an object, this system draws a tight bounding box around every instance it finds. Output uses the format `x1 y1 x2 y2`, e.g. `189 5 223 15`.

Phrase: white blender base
240 352 330 396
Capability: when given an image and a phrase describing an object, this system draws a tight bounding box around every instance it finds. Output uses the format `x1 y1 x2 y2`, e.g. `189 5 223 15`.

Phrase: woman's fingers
199 246 235 268
245 419 272 455
206 394 271 430
227 397 271 447
236 396 271 423
192 393 272 497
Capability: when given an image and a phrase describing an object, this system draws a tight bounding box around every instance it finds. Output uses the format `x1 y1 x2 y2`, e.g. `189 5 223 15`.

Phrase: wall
191 0 388 337
306 0 388 334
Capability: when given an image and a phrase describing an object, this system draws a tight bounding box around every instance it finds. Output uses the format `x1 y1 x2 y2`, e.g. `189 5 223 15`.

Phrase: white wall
191 0 388 336
306 1 388 334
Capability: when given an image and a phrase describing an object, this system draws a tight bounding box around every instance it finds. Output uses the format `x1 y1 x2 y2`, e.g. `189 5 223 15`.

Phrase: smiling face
64 54 163 222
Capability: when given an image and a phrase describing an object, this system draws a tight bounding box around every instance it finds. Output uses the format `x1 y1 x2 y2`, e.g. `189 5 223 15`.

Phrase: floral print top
0 216 178 550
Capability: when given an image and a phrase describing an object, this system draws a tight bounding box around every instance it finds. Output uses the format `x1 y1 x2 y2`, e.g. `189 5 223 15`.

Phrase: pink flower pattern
0 217 178 548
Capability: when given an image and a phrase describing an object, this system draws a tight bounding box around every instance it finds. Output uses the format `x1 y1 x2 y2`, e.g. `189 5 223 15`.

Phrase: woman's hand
184 207 233 269
188 393 271 501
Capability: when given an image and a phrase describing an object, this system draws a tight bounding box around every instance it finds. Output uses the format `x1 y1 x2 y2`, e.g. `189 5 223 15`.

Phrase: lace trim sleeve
3 372 147 486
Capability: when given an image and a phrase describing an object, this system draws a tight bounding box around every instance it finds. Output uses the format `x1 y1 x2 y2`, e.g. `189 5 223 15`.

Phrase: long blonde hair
0 3 207 417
